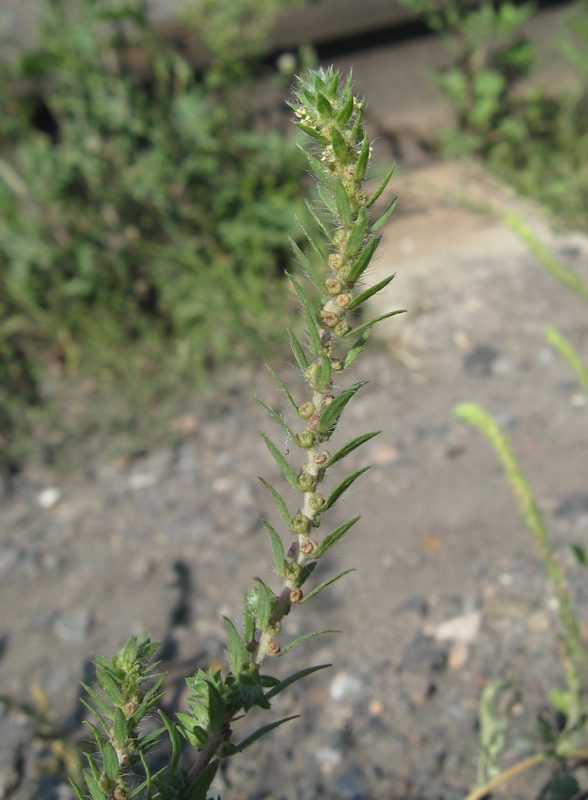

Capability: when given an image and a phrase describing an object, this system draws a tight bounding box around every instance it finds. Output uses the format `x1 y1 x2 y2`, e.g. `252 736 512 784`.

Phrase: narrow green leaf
84 771 106 800
318 184 338 217
80 683 112 721
327 71 339 94
254 578 276 630
315 352 332 393
317 381 368 434
289 238 324 291
266 365 298 413
317 92 333 119
84 722 106 753
366 165 395 207
346 236 379 285
265 664 331 699
259 518 286 576
296 215 325 258
571 545 588 568
326 431 381 467
299 146 333 186
331 128 349 163
290 277 323 356
345 309 405 338
305 199 331 241
260 432 299 491
298 561 317 587
345 207 367 258
286 330 308 373
313 516 361 558
229 716 299 754
95 667 125 706
294 121 327 144
371 196 398 232
70 781 87 800
301 569 355 603
355 134 370 182
343 329 371 368
206 680 226 732
337 90 354 125
279 629 340 655
86 753 101 780
113 707 127 751
325 467 371 510
258 478 293 529
159 711 182 772
224 617 249 675
102 743 119 781
335 178 352 227
350 101 365 142
256 397 296 441
346 274 395 311
184 760 219 800
138 749 153 798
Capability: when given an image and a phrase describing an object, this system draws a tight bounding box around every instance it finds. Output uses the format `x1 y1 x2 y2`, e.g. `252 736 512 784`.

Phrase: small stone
432 611 481 644
53 608 93 643
38 487 62 509
329 672 364 702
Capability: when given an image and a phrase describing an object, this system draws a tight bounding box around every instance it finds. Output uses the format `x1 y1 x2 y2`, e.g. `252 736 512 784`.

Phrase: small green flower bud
297 472 316 492
267 621 282 636
292 513 311 534
285 561 301 580
355 190 368 205
297 429 315 448
336 293 352 308
329 253 345 271
309 493 325 511
334 319 351 337
314 450 330 465
297 401 315 419
331 358 344 371
325 277 343 295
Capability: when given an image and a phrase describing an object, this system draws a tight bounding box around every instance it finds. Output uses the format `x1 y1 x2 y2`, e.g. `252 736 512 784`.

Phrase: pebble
52 608 93 643
329 672 364 702
430 611 481 644
37 487 62 509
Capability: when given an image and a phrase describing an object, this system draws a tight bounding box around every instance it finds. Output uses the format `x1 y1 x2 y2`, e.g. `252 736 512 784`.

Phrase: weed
68 68 401 799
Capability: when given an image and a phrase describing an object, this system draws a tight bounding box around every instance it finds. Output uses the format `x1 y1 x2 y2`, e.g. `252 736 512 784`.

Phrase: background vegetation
0 0 309 468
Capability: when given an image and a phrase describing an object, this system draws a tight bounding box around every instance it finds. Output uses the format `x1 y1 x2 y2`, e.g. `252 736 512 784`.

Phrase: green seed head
309 493 325 511
325 277 343 295
297 429 315 449
297 401 315 419
297 472 316 492
292 513 311 534
334 319 350 337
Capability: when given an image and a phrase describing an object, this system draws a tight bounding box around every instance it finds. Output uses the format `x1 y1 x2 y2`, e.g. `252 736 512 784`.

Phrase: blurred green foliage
398 0 588 231
0 0 309 467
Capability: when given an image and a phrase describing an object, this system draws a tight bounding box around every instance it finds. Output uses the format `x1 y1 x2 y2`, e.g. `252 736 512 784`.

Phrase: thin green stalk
455 404 586 677
544 325 588 397
503 213 588 305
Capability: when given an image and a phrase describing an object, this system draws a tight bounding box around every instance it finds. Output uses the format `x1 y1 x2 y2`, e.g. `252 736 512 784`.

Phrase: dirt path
1 161 588 799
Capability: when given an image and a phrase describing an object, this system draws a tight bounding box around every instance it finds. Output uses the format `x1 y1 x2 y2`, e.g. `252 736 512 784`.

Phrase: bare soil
1 160 588 800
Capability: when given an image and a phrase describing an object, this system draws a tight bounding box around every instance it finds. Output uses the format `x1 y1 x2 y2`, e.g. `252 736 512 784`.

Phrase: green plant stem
466 748 588 800
465 751 549 800
455 404 586 677
544 325 588 397
503 214 588 305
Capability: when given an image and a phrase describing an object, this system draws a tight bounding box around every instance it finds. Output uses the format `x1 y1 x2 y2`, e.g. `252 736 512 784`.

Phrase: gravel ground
1 162 588 800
